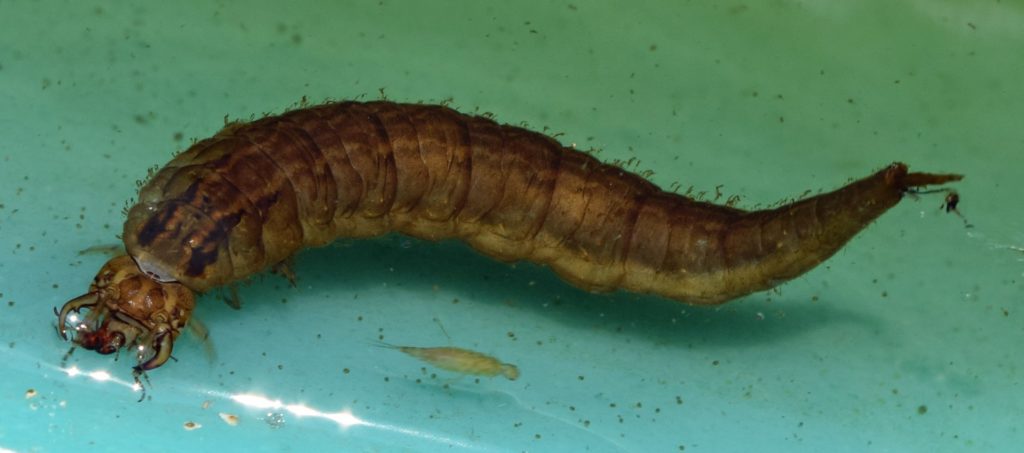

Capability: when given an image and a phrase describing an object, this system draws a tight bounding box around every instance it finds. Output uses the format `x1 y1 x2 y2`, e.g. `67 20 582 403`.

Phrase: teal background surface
1 1 1022 452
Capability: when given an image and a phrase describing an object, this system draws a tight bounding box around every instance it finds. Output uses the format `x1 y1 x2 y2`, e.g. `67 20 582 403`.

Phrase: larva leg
60 345 76 368
187 317 217 364
77 244 124 257
272 258 298 287
131 368 150 402
222 284 242 310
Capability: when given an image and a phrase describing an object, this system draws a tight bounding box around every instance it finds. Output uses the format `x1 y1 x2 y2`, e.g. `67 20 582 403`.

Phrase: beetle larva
56 100 962 379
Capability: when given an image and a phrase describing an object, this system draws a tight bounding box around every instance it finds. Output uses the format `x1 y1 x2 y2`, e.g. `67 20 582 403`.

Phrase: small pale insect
376 342 520 380
183 421 201 431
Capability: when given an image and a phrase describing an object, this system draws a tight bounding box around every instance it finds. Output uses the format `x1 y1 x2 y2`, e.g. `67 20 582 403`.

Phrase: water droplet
265 411 286 429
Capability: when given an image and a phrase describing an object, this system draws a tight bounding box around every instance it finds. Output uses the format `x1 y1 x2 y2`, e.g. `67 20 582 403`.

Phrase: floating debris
183 421 202 431
219 412 239 426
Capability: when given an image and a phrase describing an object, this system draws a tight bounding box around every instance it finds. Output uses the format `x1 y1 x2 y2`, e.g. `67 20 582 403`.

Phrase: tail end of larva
902 172 964 188
501 363 520 381
714 162 964 302
892 162 963 191
366 339 400 350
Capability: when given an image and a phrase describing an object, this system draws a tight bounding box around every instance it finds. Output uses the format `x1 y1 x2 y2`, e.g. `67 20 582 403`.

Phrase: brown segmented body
57 100 962 379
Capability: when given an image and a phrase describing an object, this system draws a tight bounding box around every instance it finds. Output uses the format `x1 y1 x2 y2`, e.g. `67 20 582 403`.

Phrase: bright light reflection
88 370 112 381
52 362 479 446
231 393 279 409
230 393 364 429
228 392 472 448
284 403 320 417
60 365 140 394
52 362 467 450
56 361 470 448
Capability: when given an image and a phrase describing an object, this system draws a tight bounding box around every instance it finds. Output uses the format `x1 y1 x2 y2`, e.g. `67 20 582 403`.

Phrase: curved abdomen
124 101 959 304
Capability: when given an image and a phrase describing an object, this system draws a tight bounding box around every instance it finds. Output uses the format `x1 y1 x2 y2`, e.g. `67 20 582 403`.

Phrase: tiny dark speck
917 405 928 415
173 131 184 141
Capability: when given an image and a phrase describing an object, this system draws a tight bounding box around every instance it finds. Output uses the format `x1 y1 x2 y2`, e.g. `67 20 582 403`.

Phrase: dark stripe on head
137 183 202 247
183 210 243 278
137 206 178 247
185 243 218 277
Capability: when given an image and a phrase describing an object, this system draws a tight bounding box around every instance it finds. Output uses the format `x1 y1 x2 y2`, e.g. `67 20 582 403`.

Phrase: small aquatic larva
55 100 963 382
376 341 520 380
183 421 201 431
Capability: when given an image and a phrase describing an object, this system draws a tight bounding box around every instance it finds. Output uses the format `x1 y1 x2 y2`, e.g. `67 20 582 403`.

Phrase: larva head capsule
56 254 195 372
